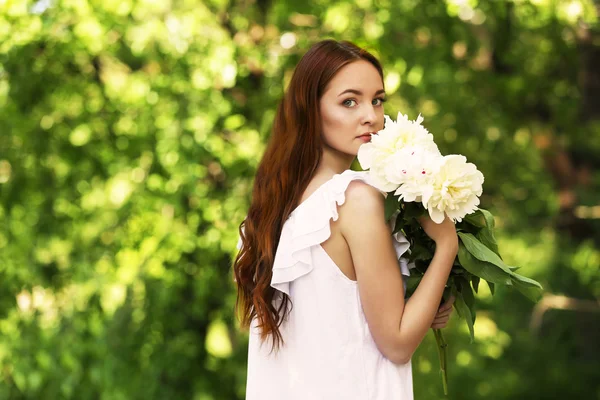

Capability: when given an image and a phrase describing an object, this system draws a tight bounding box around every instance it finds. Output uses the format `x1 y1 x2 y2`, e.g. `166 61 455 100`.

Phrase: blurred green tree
0 0 598 398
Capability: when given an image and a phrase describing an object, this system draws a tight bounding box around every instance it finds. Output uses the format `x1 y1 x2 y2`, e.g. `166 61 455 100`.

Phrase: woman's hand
431 295 455 329
418 214 458 248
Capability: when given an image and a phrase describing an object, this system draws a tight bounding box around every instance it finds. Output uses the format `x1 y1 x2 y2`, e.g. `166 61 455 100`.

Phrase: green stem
433 328 449 396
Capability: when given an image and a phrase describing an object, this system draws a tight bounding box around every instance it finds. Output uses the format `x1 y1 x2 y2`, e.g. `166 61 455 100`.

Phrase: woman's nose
361 105 377 125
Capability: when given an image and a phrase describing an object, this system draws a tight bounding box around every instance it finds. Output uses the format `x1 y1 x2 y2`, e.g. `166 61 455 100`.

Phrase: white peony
389 147 444 203
367 164 400 192
357 140 388 172
358 112 440 190
359 113 484 224
380 112 440 156
425 155 484 224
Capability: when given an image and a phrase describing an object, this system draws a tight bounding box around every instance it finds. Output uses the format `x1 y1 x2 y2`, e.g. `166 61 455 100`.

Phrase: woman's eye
373 98 386 106
342 99 357 107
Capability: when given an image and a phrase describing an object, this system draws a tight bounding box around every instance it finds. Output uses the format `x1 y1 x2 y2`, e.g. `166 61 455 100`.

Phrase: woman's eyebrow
337 89 386 97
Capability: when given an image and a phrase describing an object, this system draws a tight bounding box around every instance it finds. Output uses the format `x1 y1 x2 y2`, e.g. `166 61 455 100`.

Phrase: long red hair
233 39 384 353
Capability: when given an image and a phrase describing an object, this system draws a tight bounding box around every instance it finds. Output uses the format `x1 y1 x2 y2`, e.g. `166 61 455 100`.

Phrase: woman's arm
339 181 458 365
395 234 457 363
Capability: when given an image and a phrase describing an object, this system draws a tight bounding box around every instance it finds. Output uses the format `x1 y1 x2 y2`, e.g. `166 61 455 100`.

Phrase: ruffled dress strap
270 169 413 296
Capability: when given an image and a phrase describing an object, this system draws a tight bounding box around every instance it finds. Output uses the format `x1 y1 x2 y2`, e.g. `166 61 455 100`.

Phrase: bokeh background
1 0 599 399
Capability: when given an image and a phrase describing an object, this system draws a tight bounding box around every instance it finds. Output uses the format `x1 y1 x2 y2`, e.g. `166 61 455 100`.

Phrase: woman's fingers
432 315 450 327
440 295 456 312
431 319 449 329
435 309 453 318
431 300 454 329
433 314 450 323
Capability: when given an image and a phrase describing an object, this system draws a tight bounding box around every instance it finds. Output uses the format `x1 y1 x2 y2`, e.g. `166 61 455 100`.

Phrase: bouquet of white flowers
358 112 543 395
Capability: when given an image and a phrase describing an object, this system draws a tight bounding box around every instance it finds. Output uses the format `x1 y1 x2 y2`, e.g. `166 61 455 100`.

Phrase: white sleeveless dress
242 169 415 400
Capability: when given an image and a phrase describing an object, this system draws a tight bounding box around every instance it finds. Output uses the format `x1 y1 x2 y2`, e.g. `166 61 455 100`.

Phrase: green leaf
442 286 452 302
471 276 480 293
479 208 495 229
393 206 405 234
510 272 543 301
511 272 543 288
459 232 543 301
457 277 474 308
410 242 434 262
463 210 486 228
384 193 400 221
475 208 500 255
511 276 544 302
403 201 426 219
458 232 513 274
456 276 476 326
457 242 513 285
453 287 475 343
487 281 495 295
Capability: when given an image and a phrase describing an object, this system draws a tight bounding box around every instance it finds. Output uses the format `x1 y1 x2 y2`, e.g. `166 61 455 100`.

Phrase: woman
234 40 457 399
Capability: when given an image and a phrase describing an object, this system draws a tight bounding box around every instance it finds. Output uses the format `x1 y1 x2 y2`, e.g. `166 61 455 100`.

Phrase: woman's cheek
334 107 355 123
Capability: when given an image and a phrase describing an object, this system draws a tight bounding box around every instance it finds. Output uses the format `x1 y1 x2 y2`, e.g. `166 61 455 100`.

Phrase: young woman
234 40 458 399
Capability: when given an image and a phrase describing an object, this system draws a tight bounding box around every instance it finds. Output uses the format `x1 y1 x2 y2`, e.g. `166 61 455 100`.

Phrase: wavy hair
233 39 384 353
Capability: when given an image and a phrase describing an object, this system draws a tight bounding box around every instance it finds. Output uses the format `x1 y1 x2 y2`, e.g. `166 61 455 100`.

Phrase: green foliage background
1 0 599 398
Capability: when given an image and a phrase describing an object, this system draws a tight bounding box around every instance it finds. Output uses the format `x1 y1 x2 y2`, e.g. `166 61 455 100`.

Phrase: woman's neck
316 144 355 176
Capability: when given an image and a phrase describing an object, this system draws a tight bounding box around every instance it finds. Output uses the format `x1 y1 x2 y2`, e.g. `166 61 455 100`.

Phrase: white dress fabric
243 169 415 400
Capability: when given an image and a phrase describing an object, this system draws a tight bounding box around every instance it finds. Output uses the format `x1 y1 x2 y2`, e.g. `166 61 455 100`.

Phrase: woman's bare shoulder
335 180 389 235
342 180 386 217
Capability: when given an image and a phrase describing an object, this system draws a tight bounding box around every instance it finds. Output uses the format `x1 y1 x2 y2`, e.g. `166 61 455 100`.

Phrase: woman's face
319 60 386 157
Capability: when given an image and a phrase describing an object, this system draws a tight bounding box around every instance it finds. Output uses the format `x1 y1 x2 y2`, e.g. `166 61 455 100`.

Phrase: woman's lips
357 134 372 142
